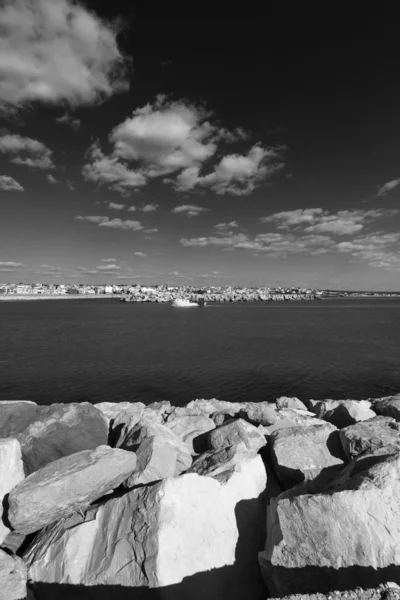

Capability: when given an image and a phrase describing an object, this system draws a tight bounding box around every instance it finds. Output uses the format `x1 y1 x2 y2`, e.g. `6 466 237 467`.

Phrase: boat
172 299 200 307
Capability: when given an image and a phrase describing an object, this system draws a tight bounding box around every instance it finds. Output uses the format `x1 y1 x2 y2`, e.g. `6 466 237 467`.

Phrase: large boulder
8 445 137 535
117 419 192 472
322 400 376 429
188 442 254 479
262 409 326 435
275 397 308 411
25 460 267 599
239 403 279 426
339 416 400 460
124 434 185 488
208 418 266 453
94 401 145 424
269 423 345 490
185 398 243 417
259 451 400 596
0 401 108 475
374 395 400 421
0 438 25 544
0 549 27 600
165 414 215 453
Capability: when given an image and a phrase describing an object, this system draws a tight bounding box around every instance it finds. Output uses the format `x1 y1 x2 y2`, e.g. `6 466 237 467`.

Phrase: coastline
0 294 120 301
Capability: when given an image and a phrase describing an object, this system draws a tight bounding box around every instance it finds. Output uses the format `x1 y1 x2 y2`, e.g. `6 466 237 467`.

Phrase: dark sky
1 1 399 289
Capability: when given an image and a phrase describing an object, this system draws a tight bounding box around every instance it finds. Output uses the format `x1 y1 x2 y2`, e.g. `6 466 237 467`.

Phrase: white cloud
0 174 24 191
108 201 125 210
0 134 54 169
127 205 136 211
175 145 284 195
144 228 159 234
0 0 130 112
260 209 324 228
96 264 120 270
75 215 143 231
0 261 24 267
215 221 238 230
181 233 248 247
47 174 58 184
172 204 209 217
377 179 400 196
134 252 147 257
141 203 158 212
67 181 75 191
101 258 117 262
56 114 81 130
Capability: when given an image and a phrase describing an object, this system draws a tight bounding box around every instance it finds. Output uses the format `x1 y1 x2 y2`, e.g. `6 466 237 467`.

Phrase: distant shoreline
0 294 120 301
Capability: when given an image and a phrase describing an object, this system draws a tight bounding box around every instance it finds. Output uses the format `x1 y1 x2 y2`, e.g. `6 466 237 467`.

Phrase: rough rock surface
0 438 25 544
259 451 400 596
0 402 108 475
339 416 400 459
94 401 145 424
25 461 267 598
322 400 376 428
268 583 400 600
185 398 243 417
276 397 308 411
165 414 215 453
8 445 137 535
187 442 254 479
239 403 279 426
269 423 345 490
0 549 27 600
262 409 326 435
208 418 266 453
117 419 192 471
374 395 400 422
124 435 183 488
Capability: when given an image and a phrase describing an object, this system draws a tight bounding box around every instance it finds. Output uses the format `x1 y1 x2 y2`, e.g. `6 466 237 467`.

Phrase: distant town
1 282 400 302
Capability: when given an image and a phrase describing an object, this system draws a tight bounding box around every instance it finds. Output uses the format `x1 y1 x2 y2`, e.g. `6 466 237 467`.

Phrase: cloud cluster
0 134 54 169
0 174 24 191
0 0 130 112
172 204 209 217
337 233 400 270
376 179 400 197
83 96 284 196
75 215 143 231
55 114 81 130
0 261 24 267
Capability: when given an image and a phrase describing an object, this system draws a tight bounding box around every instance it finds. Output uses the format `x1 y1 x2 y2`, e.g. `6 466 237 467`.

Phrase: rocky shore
1 393 400 599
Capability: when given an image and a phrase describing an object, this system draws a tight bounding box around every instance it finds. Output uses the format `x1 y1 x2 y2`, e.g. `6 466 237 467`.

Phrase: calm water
0 298 399 406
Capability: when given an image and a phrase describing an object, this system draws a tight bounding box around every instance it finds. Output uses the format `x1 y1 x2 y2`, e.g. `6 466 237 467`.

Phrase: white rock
0 549 27 600
165 414 215 453
208 418 266 453
275 397 308 411
0 438 25 544
124 435 183 488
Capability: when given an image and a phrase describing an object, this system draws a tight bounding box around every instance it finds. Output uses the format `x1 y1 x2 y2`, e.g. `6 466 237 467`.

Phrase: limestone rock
0 401 38 438
276 397 308 411
269 423 345 490
124 435 183 488
145 400 172 420
0 549 27 600
165 414 215 453
94 401 145 424
374 395 400 421
185 398 243 417
187 442 253 479
239 403 279 426
339 416 400 459
8 445 137 535
259 451 400 596
322 400 376 429
208 418 266 453
262 409 328 435
0 438 25 544
117 419 192 472
212 410 237 426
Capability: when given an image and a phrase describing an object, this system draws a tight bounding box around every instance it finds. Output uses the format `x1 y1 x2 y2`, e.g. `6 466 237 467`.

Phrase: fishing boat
171 299 199 307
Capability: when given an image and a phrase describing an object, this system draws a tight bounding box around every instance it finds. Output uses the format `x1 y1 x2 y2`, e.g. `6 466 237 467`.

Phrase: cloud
56 114 81 130
181 233 249 247
377 179 400 196
82 141 147 195
337 233 400 270
141 203 158 212
46 174 59 184
127 205 136 211
75 215 143 231
96 264 120 270
175 145 285 195
260 208 398 235
0 0 130 112
77 267 99 274
0 134 54 169
172 204 209 217
101 258 117 262
0 261 25 267
134 252 147 257
144 228 159 234
0 175 24 191
214 221 239 235
67 181 75 191
107 201 125 210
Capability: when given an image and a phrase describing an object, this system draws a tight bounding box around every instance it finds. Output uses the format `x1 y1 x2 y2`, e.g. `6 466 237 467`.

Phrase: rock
374 395 400 421
269 423 345 490
212 410 237 426
239 403 279 426
0 549 27 600
259 451 400 596
165 414 215 453
8 445 137 535
145 400 172 420
117 419 192 472
106 403 147 446
185 398 243 417
187 442 254 479
322 400 376 429
308 399 344 417
25 461 266 598
94 401 145 424
208 418 266 453
339 416 400 459
0 402 108 475
124 435 183 488
0 438 25 545
267 583 400 600
262 409 327 435
276 397 308 411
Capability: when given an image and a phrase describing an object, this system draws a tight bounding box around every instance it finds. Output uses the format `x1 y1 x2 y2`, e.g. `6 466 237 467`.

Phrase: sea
0 298 399 406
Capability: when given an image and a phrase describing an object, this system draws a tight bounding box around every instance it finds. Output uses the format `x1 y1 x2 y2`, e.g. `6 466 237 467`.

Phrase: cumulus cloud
0 134 54 169
0 174 24 191
175 145 284 195
75 215 143 231
127 205 136 211
172 204 209 217
260 208 397 235
181 233 249 247
55 114 81 130
141 203 158 212
108 202 125 210
134 251 147 257
101 258 117 262
83 96 284 195
0 0 130 112
0 261 25 267
337 233 400 270
376 179 400 197
47 174 59 184
96 264 120 270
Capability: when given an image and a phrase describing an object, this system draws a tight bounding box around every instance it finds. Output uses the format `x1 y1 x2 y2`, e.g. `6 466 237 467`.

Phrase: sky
1 2 400 290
